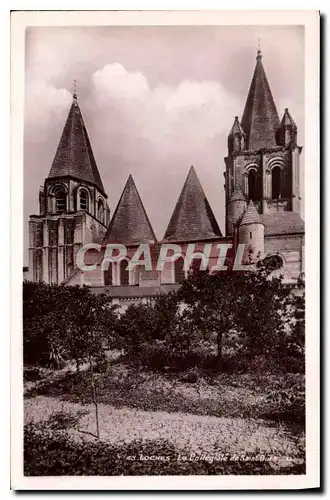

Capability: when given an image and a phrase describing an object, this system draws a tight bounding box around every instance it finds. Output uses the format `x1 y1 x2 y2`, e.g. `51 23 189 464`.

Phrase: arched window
174 257 185 283
248 169 258 201
104 263 113 286
54 186 66 213
98 199 104 224
120 259 129 286
272 166 282 199
79 189 89 211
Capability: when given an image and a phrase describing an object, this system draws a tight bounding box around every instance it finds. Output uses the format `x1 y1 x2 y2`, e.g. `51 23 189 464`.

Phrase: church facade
28 50 305 305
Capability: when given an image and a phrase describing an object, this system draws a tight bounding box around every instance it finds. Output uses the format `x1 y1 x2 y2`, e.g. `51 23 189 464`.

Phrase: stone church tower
27 48 305 292
28 91 110 284
225 49 305 279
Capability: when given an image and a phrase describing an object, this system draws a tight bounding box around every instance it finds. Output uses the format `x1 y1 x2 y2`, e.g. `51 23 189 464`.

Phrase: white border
11 10 320 490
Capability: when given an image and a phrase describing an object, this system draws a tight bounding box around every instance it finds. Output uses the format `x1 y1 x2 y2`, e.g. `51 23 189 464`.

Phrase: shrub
24 422 304 476
115 304 158 352
115 294 181 355
138 341 172 370
43 410 89 432
219 353 305 375
24 366 41 382
125 338 217 373
262 377 305 425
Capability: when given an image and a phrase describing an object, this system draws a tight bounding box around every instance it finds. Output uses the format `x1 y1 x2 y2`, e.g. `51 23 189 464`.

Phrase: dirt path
25 395 303 468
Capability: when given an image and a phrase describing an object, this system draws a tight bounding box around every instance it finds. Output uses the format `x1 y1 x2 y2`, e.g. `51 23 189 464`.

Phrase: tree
233 259 294 358
23 282 119 438
115 303 157 354
152 291 180 341
177 257 301 367
24 282 118 368
177 269 247 365
116 292 180 354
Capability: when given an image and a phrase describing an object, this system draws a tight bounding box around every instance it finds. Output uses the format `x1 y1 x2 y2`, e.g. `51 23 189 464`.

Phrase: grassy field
25 363 304 422
24 362 305 475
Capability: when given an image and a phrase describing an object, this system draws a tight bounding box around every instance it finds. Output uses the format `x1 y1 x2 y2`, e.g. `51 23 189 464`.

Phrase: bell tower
224 49 303 237
28 89 110 284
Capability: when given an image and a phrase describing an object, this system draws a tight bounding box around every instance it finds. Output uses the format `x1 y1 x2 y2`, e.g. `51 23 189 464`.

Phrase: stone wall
264 234 304 280
28 210 107 285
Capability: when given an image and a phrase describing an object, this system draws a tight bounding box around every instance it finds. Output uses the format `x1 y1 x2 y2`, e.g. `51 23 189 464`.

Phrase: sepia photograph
11 9 320 490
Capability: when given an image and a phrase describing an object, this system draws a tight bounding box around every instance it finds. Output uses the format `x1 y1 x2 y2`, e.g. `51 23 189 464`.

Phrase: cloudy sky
24 25 304 264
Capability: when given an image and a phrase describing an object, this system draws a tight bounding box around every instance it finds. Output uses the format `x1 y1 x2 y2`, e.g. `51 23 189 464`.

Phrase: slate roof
104 174 157 245
228 184 246 203
280 108 297 130
241 50 280 150
91 283 181 298
261 212 305 236
162 166 222 242
240 200 263 226
48 97 106 195
229 116 245 136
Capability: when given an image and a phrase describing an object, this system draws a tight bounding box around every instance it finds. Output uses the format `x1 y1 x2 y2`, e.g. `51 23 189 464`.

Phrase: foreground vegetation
26 363 304 425
23 257 305 475
24 420 305 476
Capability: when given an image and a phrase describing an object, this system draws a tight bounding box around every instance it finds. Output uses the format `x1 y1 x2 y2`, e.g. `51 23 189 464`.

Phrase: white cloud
93 63 150 102
25 81 71 140
85 63 241 238
91 63 240 152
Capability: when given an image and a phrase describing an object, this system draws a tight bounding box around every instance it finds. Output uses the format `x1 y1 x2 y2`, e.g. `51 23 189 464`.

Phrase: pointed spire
240 200 263 226
257 38 262 60
104 175 157 245
281 108 297 130
48 99 106 195
73 78 77 101
163 166 222 242
241 50 280 150
228 184 246 203
229 116 245 136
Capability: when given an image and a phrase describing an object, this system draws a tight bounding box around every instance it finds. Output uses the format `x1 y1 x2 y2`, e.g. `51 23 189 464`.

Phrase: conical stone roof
104 175 157 246
280 108 297 130
229 116 245 136
48 97 106 195
163 166 222 242
240 200 263 226
241 50 280 150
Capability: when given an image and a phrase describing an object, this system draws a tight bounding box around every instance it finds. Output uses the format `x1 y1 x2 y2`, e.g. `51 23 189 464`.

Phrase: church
27 49 305 306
